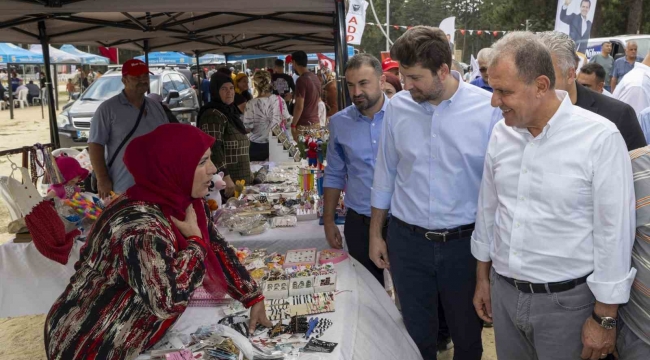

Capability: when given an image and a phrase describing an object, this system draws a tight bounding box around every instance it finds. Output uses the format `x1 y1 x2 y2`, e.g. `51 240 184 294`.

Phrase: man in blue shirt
323 53 388 285
370 26 502 360
469 48 493 92
611 41 643 92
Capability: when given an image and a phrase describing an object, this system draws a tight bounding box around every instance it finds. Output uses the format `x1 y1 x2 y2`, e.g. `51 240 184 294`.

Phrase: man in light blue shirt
369 26 502 360
323 54 388 285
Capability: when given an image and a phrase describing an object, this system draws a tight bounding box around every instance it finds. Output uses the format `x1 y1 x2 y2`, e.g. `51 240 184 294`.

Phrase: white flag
439 17 456 46
470 54 481 81
345 0 369 45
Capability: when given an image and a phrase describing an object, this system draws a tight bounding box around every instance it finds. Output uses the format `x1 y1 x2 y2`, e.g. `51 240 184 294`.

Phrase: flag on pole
345 0 369 46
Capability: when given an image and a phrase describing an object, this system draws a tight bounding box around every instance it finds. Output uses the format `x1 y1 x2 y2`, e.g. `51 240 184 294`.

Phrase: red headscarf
124 123 227 299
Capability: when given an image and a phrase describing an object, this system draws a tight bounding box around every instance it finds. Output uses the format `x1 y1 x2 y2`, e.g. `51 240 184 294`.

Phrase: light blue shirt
371 71 502 230
323 95 388 217
639 107 650 145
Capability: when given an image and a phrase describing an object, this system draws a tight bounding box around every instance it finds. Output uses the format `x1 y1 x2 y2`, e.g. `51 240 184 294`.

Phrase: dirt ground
0 95 66 245
0 92 498 359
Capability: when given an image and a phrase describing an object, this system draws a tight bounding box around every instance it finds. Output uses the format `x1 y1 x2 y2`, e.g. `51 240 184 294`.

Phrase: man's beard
353 92 381 111
410 76 444 103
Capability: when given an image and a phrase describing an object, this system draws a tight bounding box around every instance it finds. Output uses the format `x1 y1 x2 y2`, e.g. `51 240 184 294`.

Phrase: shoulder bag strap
106 99 146 169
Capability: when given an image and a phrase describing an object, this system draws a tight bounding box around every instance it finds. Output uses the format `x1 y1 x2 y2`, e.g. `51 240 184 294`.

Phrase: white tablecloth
172 258 421 360
222 220 343 254
0 241 82 318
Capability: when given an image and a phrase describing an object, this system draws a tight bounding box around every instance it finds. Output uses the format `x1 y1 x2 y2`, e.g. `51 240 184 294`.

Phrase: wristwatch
592 311 617 330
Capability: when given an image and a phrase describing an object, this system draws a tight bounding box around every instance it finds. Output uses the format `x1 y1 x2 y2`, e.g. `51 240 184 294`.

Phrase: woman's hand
248 301 272 335
224 175 235 198
171 205 202 238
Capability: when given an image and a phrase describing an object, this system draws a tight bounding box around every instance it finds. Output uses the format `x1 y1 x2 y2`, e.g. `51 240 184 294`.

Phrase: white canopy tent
0 0 351 148
29 44 81 64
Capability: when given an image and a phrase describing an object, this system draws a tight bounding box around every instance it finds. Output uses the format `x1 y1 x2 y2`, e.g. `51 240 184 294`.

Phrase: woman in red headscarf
45 124 270 360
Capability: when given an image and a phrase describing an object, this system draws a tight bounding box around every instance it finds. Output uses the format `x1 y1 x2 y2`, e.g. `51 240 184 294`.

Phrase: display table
0 241 82 318
171 258 421 360
222 219 343 254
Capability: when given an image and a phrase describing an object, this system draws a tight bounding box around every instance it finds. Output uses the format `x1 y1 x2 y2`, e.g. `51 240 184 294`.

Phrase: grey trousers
490 268 595 360
617 318 650 360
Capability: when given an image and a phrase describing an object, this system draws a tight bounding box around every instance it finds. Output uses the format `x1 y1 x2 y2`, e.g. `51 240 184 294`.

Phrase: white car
586 34 650 60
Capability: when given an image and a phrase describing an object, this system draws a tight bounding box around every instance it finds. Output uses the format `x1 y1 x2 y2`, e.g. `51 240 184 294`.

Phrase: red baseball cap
285 55 292 64
382 58 399 72
122 59 152 77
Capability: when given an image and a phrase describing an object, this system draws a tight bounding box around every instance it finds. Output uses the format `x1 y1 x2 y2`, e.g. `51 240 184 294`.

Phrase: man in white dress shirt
613 51 650 118
471 32 636 360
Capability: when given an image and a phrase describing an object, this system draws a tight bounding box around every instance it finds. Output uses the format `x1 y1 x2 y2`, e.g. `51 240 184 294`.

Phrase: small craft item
253 167 268 185
289 315 310 334
206 171 226 213
295 208 318 221
218 315 250 337
319 249 348 264
288 275 314 297
308 318 333 339
263 279 290 299
303 338 338 353
265 298 291 321
164 349 193 360
270 215 297 228
271 124 282 137
284 248 318 268
63 192 103 221
314 273 337 293
234 180 246 198
268 320 290 338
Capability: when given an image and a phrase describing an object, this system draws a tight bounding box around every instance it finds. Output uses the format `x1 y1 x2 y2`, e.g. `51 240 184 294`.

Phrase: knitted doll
45 156 89 201
305 136 318 167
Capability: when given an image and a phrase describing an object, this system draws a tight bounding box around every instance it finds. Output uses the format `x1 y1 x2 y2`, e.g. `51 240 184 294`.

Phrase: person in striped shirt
619 147 650 359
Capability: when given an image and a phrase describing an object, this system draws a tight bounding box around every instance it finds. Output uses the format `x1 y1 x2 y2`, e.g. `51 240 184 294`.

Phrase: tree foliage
358 0 650 63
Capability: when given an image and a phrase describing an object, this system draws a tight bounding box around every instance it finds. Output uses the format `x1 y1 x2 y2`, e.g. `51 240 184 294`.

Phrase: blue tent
134 51 192 65
60 44 110 65
0 43 43 64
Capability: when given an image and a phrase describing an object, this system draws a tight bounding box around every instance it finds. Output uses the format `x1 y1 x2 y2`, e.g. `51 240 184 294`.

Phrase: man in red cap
382 58 400 76
88 59 169 198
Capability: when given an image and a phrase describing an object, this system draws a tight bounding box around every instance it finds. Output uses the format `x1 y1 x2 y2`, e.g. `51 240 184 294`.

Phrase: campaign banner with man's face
554 0 598 55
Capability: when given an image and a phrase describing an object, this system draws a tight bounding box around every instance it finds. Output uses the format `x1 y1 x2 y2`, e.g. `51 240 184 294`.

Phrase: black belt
347 209 389 227
500 273 590 294
393 217 474 242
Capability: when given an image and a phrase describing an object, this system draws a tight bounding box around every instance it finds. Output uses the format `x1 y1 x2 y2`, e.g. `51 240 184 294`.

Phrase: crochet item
24 201 79 265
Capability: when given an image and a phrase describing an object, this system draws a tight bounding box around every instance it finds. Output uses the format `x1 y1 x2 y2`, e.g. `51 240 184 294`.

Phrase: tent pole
8 65 14 120
195 51 202 107
334 0 350 108
39 20 60 149
53 64 58 111
144 40 150 94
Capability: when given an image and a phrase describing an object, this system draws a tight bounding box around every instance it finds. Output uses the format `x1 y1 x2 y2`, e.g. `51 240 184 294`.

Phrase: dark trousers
249 141 269 162
344 209 386 287
387 217 482 360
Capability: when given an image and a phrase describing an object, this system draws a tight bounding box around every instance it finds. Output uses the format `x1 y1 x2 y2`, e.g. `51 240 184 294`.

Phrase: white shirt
581 16 588 36
243 95 291 144
613 62 650 118
602 88 614 97
471 91 636 304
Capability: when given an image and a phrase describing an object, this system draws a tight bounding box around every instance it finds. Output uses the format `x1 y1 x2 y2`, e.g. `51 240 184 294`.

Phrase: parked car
57 66 199 147
586 34 650 60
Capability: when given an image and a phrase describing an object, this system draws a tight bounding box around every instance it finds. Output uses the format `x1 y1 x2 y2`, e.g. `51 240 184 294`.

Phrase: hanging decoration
366 23 513 36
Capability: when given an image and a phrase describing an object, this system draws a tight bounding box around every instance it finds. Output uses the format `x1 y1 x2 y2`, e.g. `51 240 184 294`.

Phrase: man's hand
248 301 273 335
473 279 493 323
369 234 390 269
581 317 616 360
97 177 113 199
565 0 572 6
291 127 299 142
224 175 235 198
324 221 343 249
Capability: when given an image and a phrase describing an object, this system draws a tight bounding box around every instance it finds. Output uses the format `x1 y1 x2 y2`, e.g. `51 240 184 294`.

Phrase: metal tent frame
0 0 351 148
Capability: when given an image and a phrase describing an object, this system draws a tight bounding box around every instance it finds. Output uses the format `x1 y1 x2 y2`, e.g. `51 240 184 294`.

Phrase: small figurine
234 180 246 198
206 172 226 212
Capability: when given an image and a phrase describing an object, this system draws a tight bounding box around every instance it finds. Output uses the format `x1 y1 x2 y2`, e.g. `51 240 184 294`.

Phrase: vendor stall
0 241 421 360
